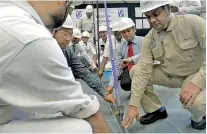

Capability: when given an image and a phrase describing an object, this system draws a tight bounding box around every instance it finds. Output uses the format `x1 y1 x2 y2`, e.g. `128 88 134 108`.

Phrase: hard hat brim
112 28 119 32
62 25 74 29
141 2 172 13
74 36 82 38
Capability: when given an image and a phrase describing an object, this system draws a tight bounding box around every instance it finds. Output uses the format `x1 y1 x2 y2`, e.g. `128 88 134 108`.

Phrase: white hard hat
112 22 120 32
140 0 172 13
82 31 90 38
70 4 75 9
119 17 135 31
99 25 107 32
62 15 75 29
86 5 93 13
73 28 82 38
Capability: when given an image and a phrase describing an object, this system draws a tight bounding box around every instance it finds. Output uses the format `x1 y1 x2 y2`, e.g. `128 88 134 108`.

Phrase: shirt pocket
151 41 163 60
178 39 200 63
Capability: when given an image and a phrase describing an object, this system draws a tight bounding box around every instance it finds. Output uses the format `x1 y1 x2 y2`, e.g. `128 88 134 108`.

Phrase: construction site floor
76 75 206 133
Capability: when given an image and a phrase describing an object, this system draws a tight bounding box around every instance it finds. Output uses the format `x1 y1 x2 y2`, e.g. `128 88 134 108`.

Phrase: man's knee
189 91 206 115
60 118 92 133
0 117 93 133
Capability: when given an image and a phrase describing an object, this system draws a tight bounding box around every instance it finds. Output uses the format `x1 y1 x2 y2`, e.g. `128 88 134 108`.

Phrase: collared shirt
172 0 202 15
130 14 206 107
62 47 105 97
0 0 99 124
69 42 96 69
76 15 97 43
103 36 121 59
96 35 115 56
108 35 143 87
79 40 96 59
103 37 124 69
76 16 94 33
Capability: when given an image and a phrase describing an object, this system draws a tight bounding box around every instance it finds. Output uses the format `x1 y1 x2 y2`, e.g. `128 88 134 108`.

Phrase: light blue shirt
108 35 144 87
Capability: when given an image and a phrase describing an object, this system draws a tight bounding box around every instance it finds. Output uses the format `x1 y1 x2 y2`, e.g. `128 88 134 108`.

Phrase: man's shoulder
175 14 204 22
0 7 52 45
174 14 205 30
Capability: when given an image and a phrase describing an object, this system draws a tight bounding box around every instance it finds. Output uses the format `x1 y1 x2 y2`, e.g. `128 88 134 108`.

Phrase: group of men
0 0 205 133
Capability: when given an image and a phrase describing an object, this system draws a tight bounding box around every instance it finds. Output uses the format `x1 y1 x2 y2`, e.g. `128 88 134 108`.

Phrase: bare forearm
85 111 112 133
93 54 98 64
100 57 108 73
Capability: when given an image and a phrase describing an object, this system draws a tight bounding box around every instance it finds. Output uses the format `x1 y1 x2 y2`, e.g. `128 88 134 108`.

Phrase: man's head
112 22 122 41
119 17 136 42
53 15 75 48
28 0 73 29
72 28 82 44
68 4 75 15
85 5 93 18
54 27 73 48
99 25 107 41
140 0 172 32
82 31 90 44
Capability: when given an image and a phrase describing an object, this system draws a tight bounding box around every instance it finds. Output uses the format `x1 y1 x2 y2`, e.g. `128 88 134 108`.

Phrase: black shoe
191 116 206 130
140 106 168 125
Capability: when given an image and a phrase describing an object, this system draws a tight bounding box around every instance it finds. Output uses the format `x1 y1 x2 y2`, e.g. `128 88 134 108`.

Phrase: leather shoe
140 106 168 125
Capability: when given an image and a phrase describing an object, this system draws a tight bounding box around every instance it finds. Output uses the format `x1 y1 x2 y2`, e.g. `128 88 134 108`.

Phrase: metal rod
96 0 100 68
103 0 121 106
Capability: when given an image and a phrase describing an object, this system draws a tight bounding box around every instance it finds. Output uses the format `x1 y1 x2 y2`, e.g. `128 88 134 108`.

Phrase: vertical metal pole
103 1 127 133
92 1 96 51
96 0 100 68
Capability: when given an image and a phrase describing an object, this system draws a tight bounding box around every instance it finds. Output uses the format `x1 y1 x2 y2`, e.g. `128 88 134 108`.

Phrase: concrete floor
76 75 206 133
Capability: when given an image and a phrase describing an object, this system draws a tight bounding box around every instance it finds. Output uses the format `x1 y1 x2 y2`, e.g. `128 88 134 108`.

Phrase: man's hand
98 71 104 78
122 105 139 128
104 94 116 103
120 58 132 69
105 86 113 92
85 111 112 133
180 82 201 107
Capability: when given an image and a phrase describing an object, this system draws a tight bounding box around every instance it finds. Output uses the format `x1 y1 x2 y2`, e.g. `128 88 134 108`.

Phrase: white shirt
0 0 99 124
79 40 96 59
76 16 98 44
171 0 202 15
103 36 121 58
103 36 123 69
95 37 108 56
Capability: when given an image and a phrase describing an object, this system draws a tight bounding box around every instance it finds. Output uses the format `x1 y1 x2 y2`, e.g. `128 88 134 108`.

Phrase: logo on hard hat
118 9 124 17
143 1 152 6
76 10 82 19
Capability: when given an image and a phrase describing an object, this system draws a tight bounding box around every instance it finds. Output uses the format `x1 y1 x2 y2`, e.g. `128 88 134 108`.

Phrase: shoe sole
191 125 206 130
140 113 168 125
